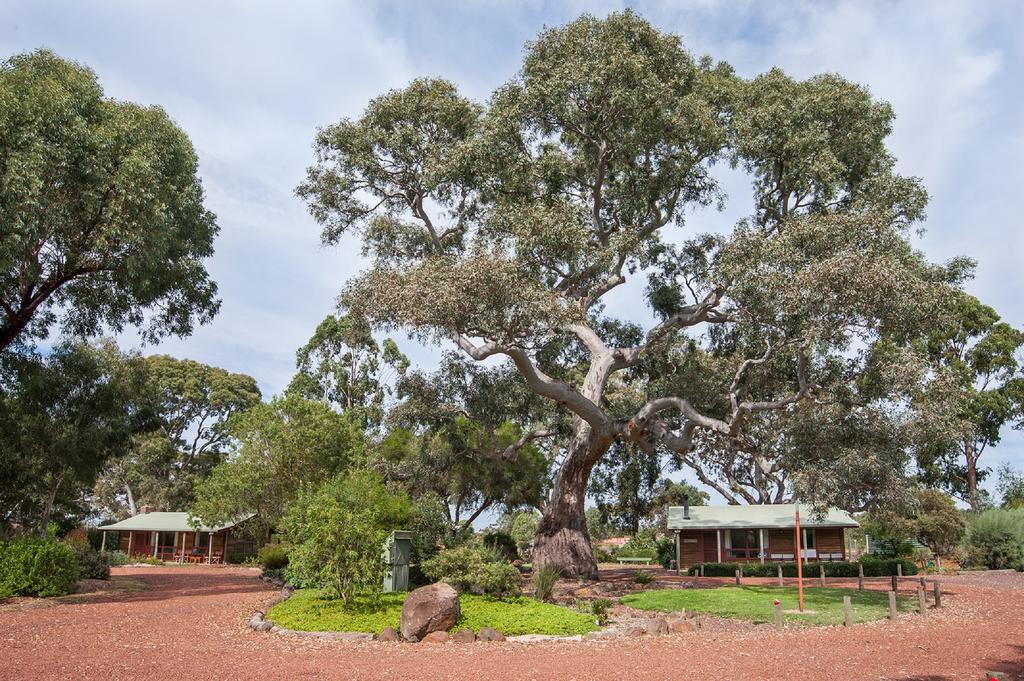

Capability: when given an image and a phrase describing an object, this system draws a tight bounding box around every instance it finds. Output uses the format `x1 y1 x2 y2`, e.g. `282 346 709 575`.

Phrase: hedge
0 538 80 597
687 559 917 578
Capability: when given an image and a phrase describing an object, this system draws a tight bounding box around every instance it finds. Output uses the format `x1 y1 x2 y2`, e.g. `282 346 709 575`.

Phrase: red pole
795 503 804 612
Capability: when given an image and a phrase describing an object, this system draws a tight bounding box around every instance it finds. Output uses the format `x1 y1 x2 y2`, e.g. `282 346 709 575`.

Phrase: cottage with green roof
97 507 256 564
666 502 859 570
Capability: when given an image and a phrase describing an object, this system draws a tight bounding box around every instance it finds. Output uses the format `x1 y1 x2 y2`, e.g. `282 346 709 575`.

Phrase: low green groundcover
268 589 599 636
622 586 914 627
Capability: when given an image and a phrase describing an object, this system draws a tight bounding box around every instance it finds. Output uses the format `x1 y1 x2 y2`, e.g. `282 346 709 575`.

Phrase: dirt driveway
1 565 1021 680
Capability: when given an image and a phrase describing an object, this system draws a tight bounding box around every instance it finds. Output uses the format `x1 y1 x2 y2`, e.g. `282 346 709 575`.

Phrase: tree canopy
0 50 219 352
914 292 1024 510
0 340 147 531
299 10 970 576
91 354 261 518
287 312 409 429
192 394 365 543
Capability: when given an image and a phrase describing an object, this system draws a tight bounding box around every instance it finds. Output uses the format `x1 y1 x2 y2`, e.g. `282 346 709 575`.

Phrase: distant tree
0 49 219 353
0 340 146 531
913 489 967 556
589 444 663 535
497 510 541 555
585 507 615 542
997 463 1024 510
915 292 1024 510
650 479 709 531
863 488 965 557
300 11 966 576
191 394 365 543
287 312 409 428
376 354 553 537
92 354 260 517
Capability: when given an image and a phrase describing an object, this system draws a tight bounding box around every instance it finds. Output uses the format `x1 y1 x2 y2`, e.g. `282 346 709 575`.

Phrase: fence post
888 591 897 620
917 586 927 615
699 563 704 578
891 575 898 592
858 562 864 591
735 568 742 585
919 574 926 589
819 563 826 587
774 600 783 631
777 564 784 587
933 581 941 608
843 595 853 627
897 563 903 577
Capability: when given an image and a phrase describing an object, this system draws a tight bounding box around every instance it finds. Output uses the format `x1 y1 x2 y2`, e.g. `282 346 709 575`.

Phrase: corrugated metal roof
97 511 253 533
666 504 858 530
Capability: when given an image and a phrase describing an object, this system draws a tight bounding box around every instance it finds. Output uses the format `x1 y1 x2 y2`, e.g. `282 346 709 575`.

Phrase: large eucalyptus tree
299 12 965 577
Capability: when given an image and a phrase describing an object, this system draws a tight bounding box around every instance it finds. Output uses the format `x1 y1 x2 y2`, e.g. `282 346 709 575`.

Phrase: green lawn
268 589 599 636
621 586 914 626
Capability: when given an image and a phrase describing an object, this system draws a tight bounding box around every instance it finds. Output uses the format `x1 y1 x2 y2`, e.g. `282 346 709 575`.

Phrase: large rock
400 583 461 641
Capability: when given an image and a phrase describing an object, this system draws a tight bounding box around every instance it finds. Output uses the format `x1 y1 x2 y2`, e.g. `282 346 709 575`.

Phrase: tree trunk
531 425 612 579
965 439 980 512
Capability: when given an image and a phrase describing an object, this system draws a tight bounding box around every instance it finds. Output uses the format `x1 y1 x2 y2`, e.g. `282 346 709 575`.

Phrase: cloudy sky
3 0 1022 500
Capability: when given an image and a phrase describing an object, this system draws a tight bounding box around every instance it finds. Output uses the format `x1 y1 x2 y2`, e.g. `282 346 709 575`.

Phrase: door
702 531 718 562
131 531 151 557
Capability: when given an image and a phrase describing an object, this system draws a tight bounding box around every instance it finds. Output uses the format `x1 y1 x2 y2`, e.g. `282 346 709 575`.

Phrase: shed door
702 531 718 562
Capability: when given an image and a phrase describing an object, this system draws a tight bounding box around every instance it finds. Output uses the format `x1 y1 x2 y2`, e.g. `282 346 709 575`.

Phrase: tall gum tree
0 50 219 352
299 12 968 577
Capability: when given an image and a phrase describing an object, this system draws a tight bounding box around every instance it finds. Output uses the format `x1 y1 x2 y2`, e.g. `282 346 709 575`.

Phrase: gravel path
1 565 1021 680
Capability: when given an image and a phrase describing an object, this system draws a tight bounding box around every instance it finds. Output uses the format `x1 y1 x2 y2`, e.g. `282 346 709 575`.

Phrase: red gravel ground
1 565 1021 680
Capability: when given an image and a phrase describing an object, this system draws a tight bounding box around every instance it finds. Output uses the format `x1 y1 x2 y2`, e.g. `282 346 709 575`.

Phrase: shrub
592 546 614 563
281 470 411 605
421 543 521 597
258 543 289 570
591 597 613 625
0 538 79 597
71 543 110 580
533 565 561 602
965 509 1024 570
686 561 741 577
633 570 654 584
656 537 675 569
686 559 916 578
618 529 659 560
103 550 131 567
262 567 286 583
482 531 519 562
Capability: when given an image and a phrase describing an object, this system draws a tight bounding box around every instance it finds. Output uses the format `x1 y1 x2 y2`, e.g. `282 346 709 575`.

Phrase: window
803 529 816 549
727 529 760 560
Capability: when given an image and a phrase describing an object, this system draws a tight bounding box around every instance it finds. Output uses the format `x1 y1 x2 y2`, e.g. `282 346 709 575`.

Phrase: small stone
477 627 505 642
337 632 373 642
584 630 616 641
452 628 476 643
254 620 273 632
421 631 451 644
668 618 699 633
248 614 264 629
376 627 400 642
644 618 669 635
622 626 646 637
